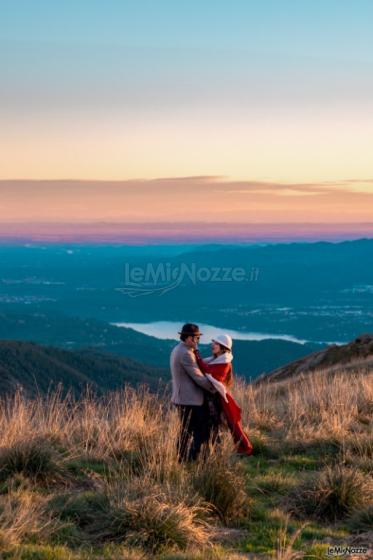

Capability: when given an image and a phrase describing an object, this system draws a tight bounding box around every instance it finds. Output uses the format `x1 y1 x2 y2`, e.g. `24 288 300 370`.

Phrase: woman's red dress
195 351 253 456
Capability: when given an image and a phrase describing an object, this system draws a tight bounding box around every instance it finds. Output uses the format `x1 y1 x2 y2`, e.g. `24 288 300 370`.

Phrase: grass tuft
0 438 64 484
287 465 372 521
191 441 250 524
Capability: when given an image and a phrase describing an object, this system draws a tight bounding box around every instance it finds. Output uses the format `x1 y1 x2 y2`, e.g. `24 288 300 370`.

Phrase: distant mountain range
0 340 167 397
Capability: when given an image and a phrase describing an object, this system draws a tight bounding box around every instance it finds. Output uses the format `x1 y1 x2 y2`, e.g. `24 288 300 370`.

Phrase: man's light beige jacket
170 341 215 405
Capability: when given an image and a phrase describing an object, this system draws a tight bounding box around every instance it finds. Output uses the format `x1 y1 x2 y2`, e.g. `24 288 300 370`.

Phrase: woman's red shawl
195 351 253 456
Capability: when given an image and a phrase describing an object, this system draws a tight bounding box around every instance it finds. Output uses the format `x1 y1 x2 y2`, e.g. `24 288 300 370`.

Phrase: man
170 323 216 462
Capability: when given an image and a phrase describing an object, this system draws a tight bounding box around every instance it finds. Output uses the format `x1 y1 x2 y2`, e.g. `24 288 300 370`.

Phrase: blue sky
1 0 373 185
3 0 373 58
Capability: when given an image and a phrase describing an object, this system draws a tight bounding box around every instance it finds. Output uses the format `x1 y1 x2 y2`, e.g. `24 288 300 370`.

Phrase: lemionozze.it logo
327 546 368 556
116 262 260 297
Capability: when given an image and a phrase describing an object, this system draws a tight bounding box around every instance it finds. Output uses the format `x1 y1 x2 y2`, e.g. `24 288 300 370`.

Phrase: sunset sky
1 0 373 229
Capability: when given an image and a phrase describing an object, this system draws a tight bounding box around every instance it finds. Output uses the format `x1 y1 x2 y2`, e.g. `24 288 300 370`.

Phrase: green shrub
287 465 372 521
110 494 210 552
0 439 63 484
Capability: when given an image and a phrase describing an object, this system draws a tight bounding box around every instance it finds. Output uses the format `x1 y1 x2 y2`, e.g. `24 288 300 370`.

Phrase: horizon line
1 176 373 184
0 221 372 245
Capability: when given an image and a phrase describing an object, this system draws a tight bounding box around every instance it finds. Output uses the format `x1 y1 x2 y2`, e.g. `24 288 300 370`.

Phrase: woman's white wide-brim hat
211 334 233 351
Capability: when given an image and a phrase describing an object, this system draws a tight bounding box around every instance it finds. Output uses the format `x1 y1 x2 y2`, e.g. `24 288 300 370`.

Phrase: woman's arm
194 349 229 382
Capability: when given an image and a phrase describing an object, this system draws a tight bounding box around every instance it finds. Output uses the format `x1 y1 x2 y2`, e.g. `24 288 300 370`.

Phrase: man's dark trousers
175 401 211 462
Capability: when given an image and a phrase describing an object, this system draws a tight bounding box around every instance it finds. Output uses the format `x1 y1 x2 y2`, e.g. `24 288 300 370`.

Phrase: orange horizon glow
1 111 373 185
0 177 372 225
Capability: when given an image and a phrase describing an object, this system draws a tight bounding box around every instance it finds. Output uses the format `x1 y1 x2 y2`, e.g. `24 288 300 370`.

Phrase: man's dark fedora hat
178 323 203 336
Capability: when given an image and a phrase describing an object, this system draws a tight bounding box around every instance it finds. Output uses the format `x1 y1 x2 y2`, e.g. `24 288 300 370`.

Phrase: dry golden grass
274 513 308 560
1 368 371 465
0 490 60 548
0 385 244 553
238 368 373 446
0 364 371 557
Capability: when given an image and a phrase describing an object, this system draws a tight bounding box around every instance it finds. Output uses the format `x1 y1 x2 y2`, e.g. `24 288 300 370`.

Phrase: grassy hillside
0 340 167 396
254 333 373 384
0 365 371 559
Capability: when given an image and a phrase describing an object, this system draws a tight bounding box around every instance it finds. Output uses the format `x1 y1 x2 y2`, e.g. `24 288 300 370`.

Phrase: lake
112 321 309 344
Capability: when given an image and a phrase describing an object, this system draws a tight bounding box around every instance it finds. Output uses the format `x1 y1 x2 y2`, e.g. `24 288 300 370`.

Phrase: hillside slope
254 332 373 384
0 340 167 396
0 362 371 558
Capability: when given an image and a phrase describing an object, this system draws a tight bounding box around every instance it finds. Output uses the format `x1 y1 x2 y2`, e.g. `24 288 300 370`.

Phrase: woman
194 334 253 456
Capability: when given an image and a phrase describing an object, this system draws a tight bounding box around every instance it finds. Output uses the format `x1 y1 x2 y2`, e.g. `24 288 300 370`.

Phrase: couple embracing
170 323 253 462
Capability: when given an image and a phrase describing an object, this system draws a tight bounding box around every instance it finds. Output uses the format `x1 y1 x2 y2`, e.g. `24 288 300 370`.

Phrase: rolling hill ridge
0 340 167 396
254 332 373 384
